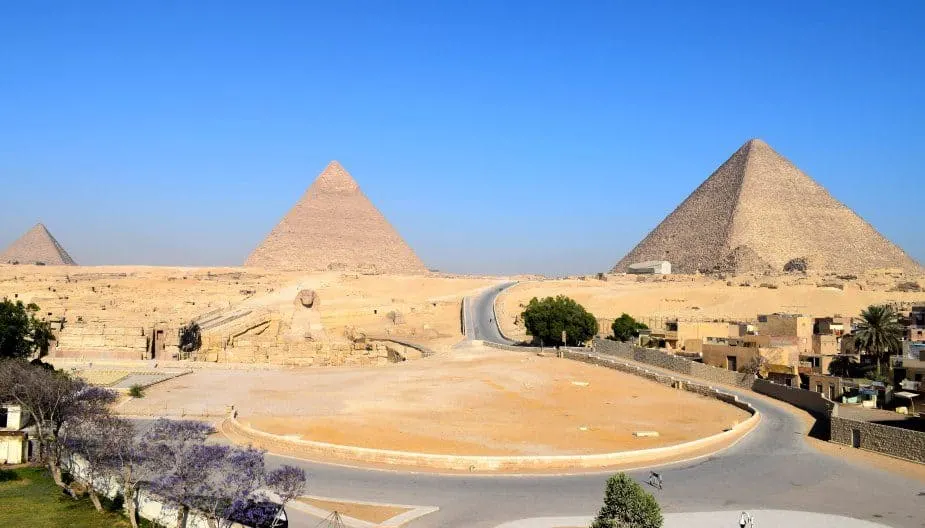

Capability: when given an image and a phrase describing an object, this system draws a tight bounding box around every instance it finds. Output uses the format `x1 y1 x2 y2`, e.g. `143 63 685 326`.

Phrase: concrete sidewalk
494 510 892 527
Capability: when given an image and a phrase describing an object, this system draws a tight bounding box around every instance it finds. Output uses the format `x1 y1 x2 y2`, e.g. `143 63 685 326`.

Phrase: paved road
267 285 925 527
463 281 518 344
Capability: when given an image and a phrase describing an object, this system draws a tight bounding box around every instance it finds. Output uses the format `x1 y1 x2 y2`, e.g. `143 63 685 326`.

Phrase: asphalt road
259 284 925 527
462 281 518 344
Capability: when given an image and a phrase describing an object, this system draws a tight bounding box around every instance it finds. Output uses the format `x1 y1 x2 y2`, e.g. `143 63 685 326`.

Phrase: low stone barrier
830 415 925 464
752 379 835 416
586 339 925 465
592 338 755 389
562 350 755 416
224 400 758 473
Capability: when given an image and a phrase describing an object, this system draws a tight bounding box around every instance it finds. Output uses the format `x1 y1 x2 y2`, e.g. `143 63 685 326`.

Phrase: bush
128 384 145 398
179 321 202 354
521 296 598 346
592 473 663 528
611 314 648 342
0 468 20 482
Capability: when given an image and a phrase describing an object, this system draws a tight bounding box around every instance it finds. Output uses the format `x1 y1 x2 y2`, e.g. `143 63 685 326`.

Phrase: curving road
268 284 925 528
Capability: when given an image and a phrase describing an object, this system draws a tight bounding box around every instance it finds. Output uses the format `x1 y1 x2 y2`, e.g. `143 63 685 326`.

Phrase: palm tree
854 305 903 376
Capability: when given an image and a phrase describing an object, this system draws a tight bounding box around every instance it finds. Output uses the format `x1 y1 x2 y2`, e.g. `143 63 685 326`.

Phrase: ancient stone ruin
612 139 922 275
245 161 426 273
0 223 76 266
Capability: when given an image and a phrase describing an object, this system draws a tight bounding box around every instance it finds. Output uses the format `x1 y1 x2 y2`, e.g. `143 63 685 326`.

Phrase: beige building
0 404 29 465
701 335 799 385
757 313 813 354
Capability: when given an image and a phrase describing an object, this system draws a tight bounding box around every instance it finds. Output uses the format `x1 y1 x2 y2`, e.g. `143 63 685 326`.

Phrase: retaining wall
592 338 755 389
752 379 836 416
587 339 924 465
830 415 925 464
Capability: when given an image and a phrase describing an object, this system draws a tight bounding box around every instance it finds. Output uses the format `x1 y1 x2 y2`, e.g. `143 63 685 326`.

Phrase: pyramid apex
312 160 360 194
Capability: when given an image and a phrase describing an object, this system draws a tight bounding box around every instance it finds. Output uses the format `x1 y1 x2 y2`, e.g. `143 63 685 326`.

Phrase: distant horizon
2 2 922 274
2 135 922 275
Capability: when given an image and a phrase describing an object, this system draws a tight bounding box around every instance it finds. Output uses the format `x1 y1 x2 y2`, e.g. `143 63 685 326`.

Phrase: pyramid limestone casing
245 161 426 273
614 139 921 274
0 223 76 265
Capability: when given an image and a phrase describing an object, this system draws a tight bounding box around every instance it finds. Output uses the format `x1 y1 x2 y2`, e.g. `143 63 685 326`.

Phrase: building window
0 407 7 429
816 384 823 393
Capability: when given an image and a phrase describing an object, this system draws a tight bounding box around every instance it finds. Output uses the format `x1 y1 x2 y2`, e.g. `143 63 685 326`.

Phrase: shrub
521 296 598 346
179 321 202 353
128 384 145 398
592 473 663 528
611 314 648 342
0 468 20 482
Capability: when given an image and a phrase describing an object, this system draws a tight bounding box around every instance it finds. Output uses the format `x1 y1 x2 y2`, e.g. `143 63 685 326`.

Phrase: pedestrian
648 471 663 489
739 511 752 528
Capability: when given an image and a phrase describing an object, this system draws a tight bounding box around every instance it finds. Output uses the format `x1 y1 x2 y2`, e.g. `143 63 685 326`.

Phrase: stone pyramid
245 161 426 273
1 223 77 265
613 139 921 274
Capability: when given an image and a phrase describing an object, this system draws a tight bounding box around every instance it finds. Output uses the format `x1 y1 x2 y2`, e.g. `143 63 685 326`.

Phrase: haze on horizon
1 2 923 276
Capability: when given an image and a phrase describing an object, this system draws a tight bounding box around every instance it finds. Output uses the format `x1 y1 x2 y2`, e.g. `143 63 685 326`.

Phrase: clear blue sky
1 1 922 275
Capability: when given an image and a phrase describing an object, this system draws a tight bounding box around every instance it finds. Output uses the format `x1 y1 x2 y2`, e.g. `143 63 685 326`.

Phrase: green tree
521 296 598 346
0 299 55 359
854 305 903 376
611 314 649 342
179 321 202 355
591 473 663 528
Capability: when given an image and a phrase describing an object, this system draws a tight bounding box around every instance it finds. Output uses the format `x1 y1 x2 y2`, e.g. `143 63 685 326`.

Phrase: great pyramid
613 139 921 274
245 161 426 273
1 223 77 266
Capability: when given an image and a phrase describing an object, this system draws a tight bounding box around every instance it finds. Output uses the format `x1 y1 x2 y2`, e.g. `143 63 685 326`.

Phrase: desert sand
119 344 749 455
497 272 925 342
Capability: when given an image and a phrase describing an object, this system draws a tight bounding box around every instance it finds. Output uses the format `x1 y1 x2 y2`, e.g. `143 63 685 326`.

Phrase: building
626 260 671 275
894 341 925 393
757 313 813 354
701 335 800 386
0 403 30 465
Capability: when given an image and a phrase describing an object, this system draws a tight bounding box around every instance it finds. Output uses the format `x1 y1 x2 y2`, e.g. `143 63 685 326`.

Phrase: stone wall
588 338 924 465
55 323 149 360
830 415 925 464
562 349 756 417
592 338 755 389
752 378 836 416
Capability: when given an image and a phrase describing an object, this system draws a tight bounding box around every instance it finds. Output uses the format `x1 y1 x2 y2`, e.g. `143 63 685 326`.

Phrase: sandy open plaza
117 343 749 456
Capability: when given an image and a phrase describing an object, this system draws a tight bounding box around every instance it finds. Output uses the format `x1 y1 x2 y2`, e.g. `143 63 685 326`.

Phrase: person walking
648 471 663 490
739 511 753 527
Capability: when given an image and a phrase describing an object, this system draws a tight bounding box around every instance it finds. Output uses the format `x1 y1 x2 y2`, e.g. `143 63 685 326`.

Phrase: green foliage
828 355 863 378
854 305 903 375
521 295 598 346
179 321 202 353
0 469 20 482
592 473 663 528
128 384 145 398
611 314 648 342
0 467 137 527
0 299 56 360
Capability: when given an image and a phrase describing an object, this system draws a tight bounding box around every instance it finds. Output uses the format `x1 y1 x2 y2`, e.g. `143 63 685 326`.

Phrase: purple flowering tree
142 419 225 528
0 360 116 488
266 465 306 527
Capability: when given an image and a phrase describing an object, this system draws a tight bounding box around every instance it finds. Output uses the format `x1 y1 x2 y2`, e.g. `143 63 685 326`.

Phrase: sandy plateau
120 345 749 456
0 265 498 355
498 271 925 342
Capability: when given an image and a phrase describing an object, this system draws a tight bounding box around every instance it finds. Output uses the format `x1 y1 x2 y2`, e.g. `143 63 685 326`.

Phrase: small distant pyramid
613 139 921 274
1 223 77 266
245 161 426 273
